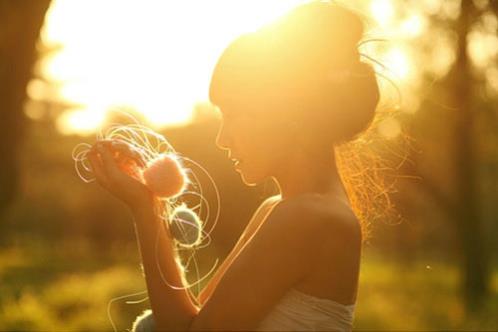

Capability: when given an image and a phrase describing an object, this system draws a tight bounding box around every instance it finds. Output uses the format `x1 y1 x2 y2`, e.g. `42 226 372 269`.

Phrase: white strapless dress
132 288 355 332
256 288 356 331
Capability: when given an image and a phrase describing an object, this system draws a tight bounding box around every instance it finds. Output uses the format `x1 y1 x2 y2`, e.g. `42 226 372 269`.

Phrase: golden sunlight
377 117 401 139
39 0 304 135
383 47 411 80
400 14 427 37
56 108 106 136
369 0 394 27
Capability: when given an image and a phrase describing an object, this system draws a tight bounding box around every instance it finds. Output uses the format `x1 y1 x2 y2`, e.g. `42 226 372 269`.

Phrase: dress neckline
289 288 356 308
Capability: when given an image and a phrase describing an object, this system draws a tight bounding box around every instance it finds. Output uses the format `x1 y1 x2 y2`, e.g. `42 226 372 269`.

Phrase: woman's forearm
132 202 199 330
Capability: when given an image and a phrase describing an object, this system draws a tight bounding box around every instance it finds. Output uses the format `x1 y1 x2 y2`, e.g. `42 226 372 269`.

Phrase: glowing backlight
39 0 304 135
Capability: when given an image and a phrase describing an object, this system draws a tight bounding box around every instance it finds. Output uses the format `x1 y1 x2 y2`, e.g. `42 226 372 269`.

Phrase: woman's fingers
87 141 153 210
101 139 146 167
97 144 123 182
87 148 111 189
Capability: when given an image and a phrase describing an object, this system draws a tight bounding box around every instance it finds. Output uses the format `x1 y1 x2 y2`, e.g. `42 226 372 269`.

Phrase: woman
88 1 380 330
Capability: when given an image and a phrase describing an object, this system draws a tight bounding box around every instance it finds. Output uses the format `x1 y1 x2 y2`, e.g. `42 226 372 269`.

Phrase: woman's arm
88 143 322 331
132 201 199 330
88 143 198 330
132 193 283 330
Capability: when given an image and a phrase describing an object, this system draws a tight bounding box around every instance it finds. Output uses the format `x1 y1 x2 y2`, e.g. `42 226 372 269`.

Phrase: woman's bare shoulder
277 193 361 242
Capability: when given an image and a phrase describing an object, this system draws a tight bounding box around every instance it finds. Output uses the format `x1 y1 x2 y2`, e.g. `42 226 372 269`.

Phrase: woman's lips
230 158 243 167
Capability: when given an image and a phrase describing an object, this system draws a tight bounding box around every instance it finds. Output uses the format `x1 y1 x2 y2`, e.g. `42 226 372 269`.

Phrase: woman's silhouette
88 1 381 331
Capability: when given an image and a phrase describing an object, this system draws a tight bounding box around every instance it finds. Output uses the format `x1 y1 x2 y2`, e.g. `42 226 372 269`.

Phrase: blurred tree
406 0 497 312
0 0 52 215
447 0 488 313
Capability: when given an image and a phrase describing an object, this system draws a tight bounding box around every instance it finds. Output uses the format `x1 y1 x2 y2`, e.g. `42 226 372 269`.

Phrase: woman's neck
273 149 345 201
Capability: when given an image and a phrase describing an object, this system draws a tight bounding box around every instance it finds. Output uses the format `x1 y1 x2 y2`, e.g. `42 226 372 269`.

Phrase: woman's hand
87 140 153 212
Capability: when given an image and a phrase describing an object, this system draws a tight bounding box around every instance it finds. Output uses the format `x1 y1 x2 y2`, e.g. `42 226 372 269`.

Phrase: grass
0 240 497 331
355 253 498 330
0 240 148 331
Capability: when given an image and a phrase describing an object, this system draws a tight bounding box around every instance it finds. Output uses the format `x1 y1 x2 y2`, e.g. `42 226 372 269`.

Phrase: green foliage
1 243 497 331
0 241 147 331
355 253 498 330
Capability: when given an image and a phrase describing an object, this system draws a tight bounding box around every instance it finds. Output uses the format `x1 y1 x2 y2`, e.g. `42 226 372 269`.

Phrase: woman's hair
209 0 402 238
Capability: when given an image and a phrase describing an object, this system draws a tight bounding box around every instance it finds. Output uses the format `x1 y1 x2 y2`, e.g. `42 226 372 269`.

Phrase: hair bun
210 1 379 145
328 60 380 143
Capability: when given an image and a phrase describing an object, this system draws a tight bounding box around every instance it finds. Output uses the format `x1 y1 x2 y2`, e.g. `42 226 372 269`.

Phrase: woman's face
215 102 293 185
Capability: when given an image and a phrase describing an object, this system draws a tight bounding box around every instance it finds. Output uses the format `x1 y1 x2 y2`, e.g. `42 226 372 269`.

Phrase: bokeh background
1 0 498 330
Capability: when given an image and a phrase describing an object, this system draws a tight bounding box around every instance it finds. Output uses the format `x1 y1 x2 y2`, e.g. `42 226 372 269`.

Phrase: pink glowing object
142 154 186 198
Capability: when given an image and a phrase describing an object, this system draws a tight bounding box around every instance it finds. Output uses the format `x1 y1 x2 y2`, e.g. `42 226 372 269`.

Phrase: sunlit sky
31 0 427 136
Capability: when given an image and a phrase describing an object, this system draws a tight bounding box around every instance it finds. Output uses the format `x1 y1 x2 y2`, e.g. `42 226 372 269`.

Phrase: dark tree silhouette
409 0 495 312
0 0 52 214
447 0 492 313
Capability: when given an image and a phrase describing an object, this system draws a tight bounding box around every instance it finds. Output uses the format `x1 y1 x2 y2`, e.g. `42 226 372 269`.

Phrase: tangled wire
72 112 220 331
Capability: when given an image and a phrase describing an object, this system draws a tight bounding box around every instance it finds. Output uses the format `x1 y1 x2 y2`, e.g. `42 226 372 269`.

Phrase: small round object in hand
142 154 187 198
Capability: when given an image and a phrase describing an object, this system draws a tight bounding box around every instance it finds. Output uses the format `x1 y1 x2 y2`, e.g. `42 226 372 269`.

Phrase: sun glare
56 108 106 135
383 47 411 80
38 0 304 135
400 14 426 37
369 0 394 27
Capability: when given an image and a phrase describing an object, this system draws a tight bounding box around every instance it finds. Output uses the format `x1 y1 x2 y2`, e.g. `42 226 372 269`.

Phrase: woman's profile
88 1 382 331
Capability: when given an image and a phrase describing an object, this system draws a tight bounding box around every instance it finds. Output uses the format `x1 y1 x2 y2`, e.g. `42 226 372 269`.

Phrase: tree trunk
449 0 490 313
0 0 52 214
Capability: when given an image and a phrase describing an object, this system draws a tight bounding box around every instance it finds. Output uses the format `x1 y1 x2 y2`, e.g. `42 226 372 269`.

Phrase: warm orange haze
36 0 307 133
32 0 435 136
1 0 498 331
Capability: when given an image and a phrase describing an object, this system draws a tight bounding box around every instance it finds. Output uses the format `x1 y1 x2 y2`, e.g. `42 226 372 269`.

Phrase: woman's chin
236 167 264 186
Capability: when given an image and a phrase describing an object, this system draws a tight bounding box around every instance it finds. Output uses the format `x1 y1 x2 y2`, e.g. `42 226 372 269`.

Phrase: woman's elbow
133 304 199 331
132 309 190 332
132 309 155 332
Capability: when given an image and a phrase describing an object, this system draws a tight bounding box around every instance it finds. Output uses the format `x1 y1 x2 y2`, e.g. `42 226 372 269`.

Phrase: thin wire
73 109 221 331
107 290 149 332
